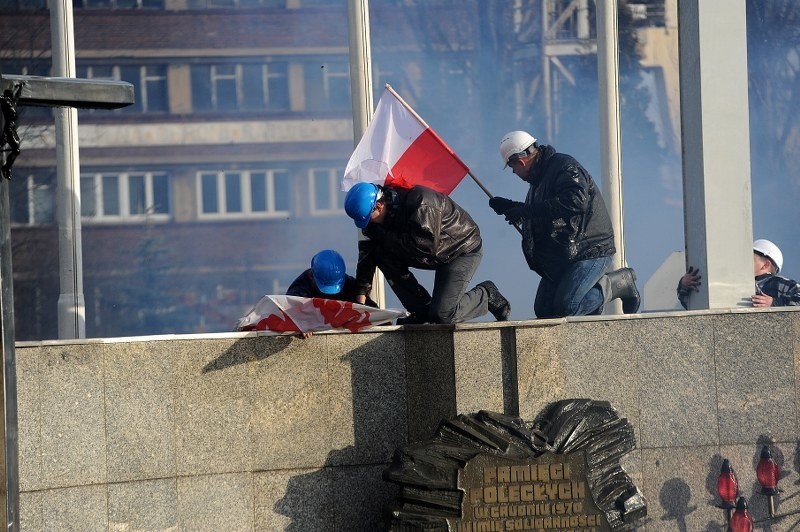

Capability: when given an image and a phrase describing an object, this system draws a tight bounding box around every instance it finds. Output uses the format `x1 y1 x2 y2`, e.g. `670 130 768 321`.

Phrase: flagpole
384 84 522 236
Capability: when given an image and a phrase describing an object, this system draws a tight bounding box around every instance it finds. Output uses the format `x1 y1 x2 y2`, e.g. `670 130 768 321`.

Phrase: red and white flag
342 86 469 195
234 295 408 334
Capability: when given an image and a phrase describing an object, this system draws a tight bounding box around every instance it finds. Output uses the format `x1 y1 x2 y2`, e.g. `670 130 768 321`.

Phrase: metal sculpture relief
384 399 646 531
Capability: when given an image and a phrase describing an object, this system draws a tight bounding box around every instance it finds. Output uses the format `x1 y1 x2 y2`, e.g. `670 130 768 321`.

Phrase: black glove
504 204 530 224
489 196 521 216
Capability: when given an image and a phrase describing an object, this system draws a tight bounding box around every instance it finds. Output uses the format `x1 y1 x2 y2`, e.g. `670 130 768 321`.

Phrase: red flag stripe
385 129 470 195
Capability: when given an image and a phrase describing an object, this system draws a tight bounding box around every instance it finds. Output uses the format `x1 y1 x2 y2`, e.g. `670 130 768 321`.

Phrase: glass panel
140 0 164 7
241 64 265 111
216 78 238 111
326 69 350 111
225 173 242 212
88 65 116 79
213 64 237 112
102 175 120 215
32 183 55 224
191 66 213 112
266 62 290 110
80 176 96 217
119 66 142 113
145 66 169 112
129 174 146 215
303 63 324 111
313 170 330 211
151 174 169 214
201 173 218 213
250 172 266 212
273 170 290 212
9 176 29 224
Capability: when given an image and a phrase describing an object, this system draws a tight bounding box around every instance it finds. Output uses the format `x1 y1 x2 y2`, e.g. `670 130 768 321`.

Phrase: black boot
606 267 641 314
477 281 511 321
396 313 428 325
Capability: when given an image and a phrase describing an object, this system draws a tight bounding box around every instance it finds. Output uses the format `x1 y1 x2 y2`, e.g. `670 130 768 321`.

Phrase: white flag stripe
235 295 408 333
343 89 424 191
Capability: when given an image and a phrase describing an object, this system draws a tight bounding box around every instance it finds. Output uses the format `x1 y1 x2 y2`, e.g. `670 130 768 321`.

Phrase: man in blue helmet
287 249 377 307
343 182 510 324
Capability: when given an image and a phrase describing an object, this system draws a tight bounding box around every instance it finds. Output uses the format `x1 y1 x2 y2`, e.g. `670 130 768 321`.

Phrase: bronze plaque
451 451 610 532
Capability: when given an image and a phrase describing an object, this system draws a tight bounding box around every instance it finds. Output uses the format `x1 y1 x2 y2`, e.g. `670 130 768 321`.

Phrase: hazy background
4 0 799 336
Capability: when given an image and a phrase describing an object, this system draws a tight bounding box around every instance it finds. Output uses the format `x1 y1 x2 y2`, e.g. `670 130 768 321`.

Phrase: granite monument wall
14 307 800 530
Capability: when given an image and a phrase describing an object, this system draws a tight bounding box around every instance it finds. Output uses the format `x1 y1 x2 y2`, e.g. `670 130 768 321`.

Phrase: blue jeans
534 256 611 318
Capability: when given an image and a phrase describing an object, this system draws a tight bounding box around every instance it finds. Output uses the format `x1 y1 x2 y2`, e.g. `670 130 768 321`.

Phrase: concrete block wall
14 307 800 531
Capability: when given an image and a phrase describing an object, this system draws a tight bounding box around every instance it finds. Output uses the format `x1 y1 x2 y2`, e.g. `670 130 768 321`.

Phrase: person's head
344 182 387 228
753 239 783 275
310 249 346 294
499 130 539 180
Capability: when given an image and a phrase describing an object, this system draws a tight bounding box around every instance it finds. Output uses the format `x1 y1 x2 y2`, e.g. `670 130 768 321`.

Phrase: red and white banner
234 295 408 334
342 86 469 195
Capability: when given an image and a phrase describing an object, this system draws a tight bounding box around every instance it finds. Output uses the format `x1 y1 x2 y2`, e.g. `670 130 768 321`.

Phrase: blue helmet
344 182 379 229
311 249 346 295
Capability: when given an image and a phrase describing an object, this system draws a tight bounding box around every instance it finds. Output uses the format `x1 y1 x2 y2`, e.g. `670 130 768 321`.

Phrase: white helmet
499 131 537 165
753 239 783 273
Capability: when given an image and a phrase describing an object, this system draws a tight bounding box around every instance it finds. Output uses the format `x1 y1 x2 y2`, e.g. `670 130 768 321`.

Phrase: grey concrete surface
13 307 800 531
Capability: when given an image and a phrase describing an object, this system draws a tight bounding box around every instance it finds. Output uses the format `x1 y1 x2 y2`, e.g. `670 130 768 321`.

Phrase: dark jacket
355 185 482 293
287 269 378 307
519 145 615 279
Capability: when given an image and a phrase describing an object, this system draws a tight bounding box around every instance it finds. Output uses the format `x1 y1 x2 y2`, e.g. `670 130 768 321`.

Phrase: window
197 169 290 219
304 61 351 112
191 62 289 113
309 168 345 215
76 64 168 113
81 172 170 222
10 173 55 226
186 0 283 7
0 0 47 7
72 0 164 8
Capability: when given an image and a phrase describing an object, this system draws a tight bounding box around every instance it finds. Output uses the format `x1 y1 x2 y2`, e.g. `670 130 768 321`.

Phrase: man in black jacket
489 130 640 318
344 182 510 324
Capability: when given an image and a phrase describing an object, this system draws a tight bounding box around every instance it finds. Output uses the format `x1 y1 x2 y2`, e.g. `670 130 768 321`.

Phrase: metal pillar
347 0 385 308
0 181 19 531
596 0 625 314
51 0 86 338
678 0 754 309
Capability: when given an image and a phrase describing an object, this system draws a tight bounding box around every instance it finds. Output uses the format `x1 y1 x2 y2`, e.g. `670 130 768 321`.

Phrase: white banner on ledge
234 295 408 334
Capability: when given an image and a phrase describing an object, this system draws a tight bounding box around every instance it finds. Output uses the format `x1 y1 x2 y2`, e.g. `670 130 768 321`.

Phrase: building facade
1 0 667 340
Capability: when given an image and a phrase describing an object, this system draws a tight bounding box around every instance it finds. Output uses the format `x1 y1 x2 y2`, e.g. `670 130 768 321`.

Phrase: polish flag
342 85 470 195
234 295 408 334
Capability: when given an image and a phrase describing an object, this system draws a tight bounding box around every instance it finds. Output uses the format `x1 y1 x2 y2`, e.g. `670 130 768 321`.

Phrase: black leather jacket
356 185 482 292
520 145 615 280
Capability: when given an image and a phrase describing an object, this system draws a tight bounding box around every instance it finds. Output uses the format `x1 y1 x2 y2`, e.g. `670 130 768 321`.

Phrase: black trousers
376 248 488 324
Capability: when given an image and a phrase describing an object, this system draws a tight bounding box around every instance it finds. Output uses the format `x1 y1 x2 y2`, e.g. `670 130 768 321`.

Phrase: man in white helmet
678 239 800 308
489 131 640 318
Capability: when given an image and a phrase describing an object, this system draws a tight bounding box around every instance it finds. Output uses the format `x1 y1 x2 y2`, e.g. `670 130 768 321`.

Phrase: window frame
9 172 56 227
191 61 290 113
196 169 291 220
80 171 171 223
77 64 168 113
308 167 345 216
